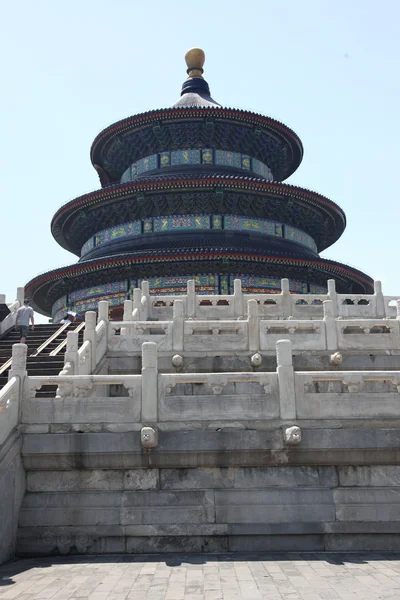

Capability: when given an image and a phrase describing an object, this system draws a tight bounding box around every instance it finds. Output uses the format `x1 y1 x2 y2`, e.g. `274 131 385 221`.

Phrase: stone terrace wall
15 337 400 555
1 278 400 558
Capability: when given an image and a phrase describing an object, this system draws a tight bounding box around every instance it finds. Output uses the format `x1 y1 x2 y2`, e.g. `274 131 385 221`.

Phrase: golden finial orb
185 48 205 78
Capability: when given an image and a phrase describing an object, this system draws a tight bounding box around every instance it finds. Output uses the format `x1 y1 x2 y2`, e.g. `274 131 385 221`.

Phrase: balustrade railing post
8 343 28 409
247 299 259 351
233 278 243 318
64 331 79 374
8 343 27 381
172 299 184 351
396 300 400 320
141 342 158 422
323 300 338 350
327 279 338 316
123 299 134 322
16 287 24 307
141 281 150 320
0 294 6 304
133 288 141 315
97 300 109 323
374 280 385 318
187 280 196 318
281 278 292 318
84 311 97 372
276 339 296 419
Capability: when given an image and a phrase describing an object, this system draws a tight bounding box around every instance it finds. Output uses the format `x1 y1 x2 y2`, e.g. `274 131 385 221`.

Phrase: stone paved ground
1 553 400 600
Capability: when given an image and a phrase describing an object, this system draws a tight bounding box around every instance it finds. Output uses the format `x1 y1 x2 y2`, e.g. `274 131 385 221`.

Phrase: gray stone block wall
16 454 400 555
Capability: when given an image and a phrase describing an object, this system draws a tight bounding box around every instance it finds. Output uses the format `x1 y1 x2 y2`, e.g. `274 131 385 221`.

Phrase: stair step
31 360 65 364
27 370 64 376
0 323 83 393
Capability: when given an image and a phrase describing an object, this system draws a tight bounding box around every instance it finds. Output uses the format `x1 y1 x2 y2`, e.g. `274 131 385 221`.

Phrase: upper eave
90 106 304 183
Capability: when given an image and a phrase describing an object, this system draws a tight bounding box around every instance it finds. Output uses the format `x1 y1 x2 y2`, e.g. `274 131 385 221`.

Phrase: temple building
26 49 373 322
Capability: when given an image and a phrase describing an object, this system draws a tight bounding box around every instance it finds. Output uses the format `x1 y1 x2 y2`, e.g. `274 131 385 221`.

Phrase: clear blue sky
1 0 399 322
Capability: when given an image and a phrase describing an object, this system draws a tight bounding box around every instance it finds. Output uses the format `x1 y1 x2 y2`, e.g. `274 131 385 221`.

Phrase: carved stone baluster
141 342 158 423
276 339 296 419
187 280 195 318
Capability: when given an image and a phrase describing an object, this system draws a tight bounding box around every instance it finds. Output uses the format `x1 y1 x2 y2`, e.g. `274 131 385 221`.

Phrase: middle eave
51 175 346 256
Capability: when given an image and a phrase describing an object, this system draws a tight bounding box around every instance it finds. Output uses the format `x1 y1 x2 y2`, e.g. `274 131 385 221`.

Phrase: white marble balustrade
0 338 399 429
144 278 398 321
295 370 400 419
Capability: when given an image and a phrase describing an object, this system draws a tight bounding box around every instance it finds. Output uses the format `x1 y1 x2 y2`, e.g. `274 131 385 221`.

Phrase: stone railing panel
195 296 235 320
337 295 377 319
23 375 141 424
295 370 400 419
260 320 326 350
159 372 279 421
183 320 248 352
149 297 181 320
384 296 399 319
243 295 283 318
0 377 19 446
290 296 326 320
336 319 400 350
108 321 173 352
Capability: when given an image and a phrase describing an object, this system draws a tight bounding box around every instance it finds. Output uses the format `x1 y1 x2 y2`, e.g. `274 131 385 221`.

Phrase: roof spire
171 47 220 107
185 48 205 78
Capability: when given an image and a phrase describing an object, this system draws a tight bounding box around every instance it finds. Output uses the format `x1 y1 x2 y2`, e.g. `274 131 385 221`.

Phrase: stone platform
1 553 400 599
2 280 400 562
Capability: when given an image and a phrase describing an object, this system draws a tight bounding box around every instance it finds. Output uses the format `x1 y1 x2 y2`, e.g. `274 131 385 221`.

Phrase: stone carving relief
56 382 73 398
172 354 183 368
257 374 272 395
55 379 93 398
329 352 343 366
122 380 139 397
251 353 262 367
141 426 158 448
41 530 92 554
207 375 228 395
284 425 302 446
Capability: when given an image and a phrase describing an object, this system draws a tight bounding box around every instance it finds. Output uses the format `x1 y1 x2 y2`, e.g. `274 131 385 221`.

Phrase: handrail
7 301 20 313
29 374 141 384
49 322 85 356
30 322 72 357
0 358 12 377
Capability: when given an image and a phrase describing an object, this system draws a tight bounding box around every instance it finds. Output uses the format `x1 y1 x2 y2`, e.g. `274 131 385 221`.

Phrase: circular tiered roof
25 47 374 318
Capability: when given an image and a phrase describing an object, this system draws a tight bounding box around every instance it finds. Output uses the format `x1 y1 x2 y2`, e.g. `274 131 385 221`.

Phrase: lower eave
25 251 374 316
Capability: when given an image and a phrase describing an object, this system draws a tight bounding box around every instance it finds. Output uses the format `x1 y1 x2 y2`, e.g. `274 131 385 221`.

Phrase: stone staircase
0 323 84 396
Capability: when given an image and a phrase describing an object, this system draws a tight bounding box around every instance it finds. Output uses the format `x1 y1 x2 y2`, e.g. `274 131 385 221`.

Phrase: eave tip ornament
185 48 205 78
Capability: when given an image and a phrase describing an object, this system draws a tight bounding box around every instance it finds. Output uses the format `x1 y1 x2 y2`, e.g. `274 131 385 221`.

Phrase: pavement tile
3 554 400 599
